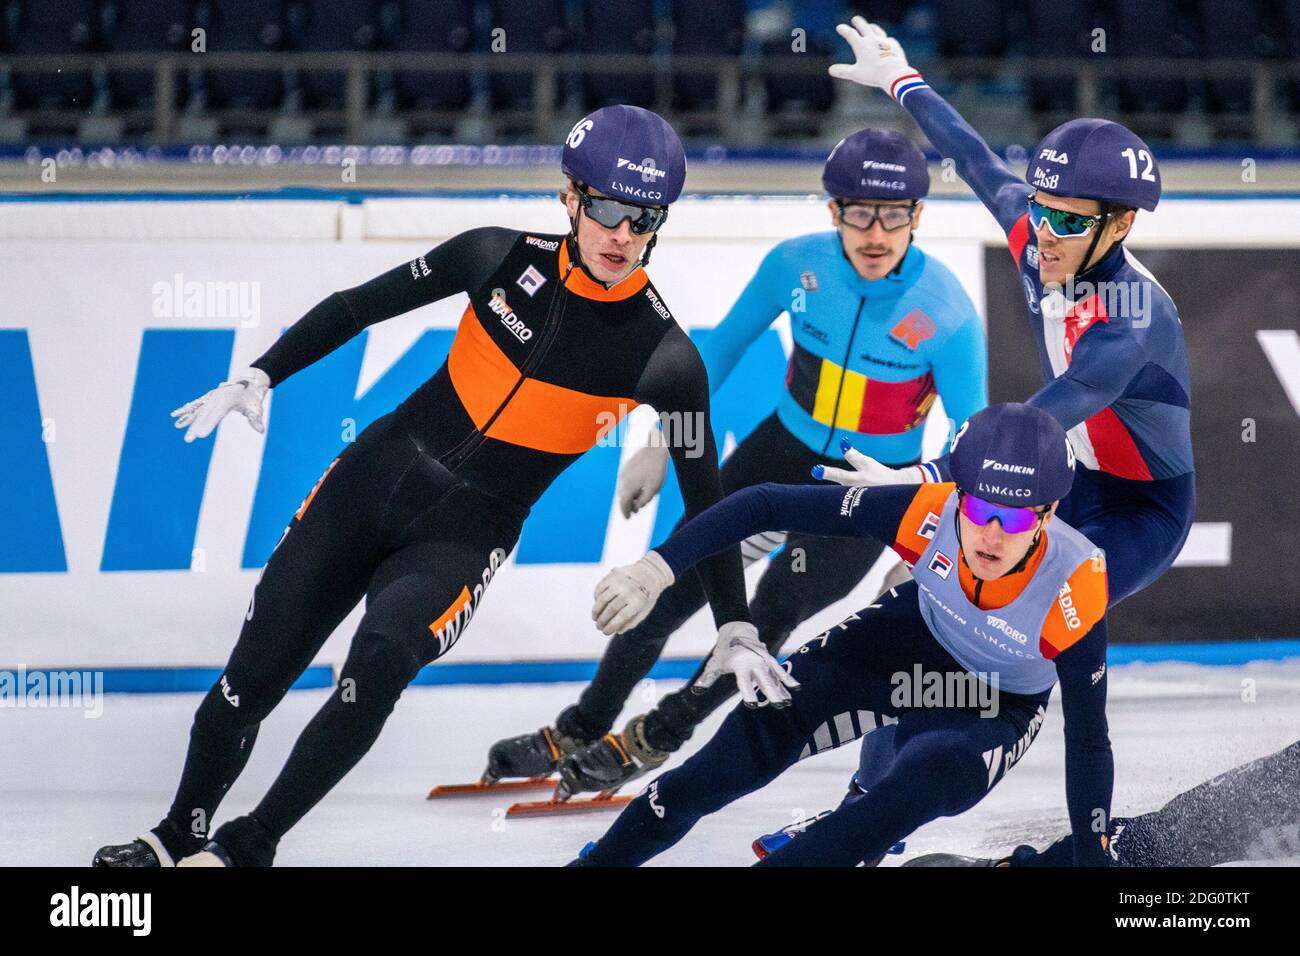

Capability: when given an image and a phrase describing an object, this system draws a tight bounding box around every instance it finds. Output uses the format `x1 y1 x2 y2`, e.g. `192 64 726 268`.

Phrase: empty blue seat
486 0 567 111
1285 0 1300 110
390 0 473 112
195 0 289 109
1025 0 1091 115
1199 0 1260 114
936 0 1007 58
579 0 657 109
103 0 193 109
1113 0 1190 116
671 0 743 111
290 0 380 109
9 0 98 110
758 33 834 131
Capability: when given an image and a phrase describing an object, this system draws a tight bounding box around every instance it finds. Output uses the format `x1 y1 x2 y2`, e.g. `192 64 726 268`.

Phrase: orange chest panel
447 303 638 454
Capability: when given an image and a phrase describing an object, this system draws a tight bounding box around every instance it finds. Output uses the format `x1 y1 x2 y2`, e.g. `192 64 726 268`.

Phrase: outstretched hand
827 15 919 95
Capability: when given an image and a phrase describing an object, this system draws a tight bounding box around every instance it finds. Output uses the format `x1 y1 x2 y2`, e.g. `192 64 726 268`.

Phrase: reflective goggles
959 493 1048 534
577 185 668 235
1027 197 1106 239
836 199 917 232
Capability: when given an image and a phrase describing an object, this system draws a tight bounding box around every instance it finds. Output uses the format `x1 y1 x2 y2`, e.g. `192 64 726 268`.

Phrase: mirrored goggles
578 187 668 235
836 200 917 232
959 493 1046 534
1027 197 1105 239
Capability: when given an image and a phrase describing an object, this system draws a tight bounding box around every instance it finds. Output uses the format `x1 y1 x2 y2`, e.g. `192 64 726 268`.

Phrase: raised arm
829 16 1030 234
252 226 518 386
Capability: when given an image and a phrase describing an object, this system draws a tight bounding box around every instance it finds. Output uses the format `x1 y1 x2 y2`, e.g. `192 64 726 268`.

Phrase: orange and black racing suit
154 227 750 862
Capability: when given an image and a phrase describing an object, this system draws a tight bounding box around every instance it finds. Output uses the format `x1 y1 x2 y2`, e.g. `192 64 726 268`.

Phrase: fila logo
516 264 547 297
917 511 940 540
647 780 666 818
800 271 818 291
928 551 953 579
219 675 240 707
1039 148 1069 164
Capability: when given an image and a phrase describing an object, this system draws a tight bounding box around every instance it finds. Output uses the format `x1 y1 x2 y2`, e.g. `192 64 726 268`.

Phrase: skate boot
752 810 835 860
751 781 905 865
556 714 668 798
484 725 586 783
93 819 205 867
177 815 278 867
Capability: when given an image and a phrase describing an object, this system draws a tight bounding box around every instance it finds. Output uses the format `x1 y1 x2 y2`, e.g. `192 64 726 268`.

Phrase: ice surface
3 660 1298 866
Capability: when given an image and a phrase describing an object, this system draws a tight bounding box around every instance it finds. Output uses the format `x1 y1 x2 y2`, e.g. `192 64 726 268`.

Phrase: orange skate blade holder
426 776 555 799
505 787 634 818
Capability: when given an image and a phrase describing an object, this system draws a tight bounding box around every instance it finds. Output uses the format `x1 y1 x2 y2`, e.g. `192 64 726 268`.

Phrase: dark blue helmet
822 128 929 201
949 403 1076 507
1026 118 1161 211
561 105 686 206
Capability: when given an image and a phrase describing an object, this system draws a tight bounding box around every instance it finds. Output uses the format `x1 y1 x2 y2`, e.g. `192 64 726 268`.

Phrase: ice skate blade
427 776 555 799
505 791 634 818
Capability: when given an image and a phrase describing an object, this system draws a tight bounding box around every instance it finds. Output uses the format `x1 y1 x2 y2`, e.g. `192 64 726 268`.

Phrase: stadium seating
0 0 1294 146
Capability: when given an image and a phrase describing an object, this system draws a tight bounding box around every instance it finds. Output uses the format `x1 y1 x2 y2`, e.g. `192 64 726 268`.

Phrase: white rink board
0 199 982 670
3 193 1296 673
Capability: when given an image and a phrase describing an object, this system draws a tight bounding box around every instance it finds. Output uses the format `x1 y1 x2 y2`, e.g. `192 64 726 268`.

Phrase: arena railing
0 52 1296 144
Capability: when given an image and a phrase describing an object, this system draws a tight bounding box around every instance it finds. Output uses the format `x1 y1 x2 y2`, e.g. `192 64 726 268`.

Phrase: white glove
617 443 670 518
828 15 920 94
695 622 800 708
813 441 926 488
171 367 271 443
592 551 675 636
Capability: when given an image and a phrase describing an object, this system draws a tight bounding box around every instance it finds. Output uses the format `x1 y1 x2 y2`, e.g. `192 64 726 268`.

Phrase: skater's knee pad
886 735 988 817
338 629 423 714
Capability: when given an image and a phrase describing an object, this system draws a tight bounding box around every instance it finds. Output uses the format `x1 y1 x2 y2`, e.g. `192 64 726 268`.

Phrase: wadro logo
50 886 151 936
0 668 103 718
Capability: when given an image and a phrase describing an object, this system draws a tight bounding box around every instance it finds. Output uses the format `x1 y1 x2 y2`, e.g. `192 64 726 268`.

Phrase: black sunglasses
576 184 668 235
